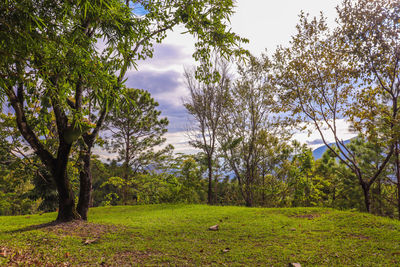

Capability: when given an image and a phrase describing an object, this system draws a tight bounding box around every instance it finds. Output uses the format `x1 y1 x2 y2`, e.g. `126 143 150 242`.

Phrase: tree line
184 0 400 218
1 0 400 221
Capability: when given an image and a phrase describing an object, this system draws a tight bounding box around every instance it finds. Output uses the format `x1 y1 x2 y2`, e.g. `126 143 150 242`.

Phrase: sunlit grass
0 204 399 265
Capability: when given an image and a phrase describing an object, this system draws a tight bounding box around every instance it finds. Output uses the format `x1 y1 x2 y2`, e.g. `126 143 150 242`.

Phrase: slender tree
218 55 282 206
105 88 171 204
183 58 231 204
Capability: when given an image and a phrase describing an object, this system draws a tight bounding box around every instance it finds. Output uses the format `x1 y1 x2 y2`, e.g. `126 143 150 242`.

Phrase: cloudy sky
123 0 355 155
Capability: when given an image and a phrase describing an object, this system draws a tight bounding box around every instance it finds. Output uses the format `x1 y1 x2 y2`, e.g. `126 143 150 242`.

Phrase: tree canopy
0 0 248 221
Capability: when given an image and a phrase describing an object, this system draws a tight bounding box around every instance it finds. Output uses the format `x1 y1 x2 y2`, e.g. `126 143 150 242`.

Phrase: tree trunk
77 148 92 220
53 153 80 222
261 173 265 206
361 183 371 213
207 158 213 205
214 174 218 204
245 193 253 207
245 185 253 207
377 178 382 215
76 109 107 220
395 142 400 220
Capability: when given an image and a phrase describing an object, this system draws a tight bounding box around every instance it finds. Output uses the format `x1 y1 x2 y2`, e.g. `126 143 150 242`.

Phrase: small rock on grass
208 225 219 231
222 248 230 253
0 248 6 257
289 263 301 267
83 238 98 245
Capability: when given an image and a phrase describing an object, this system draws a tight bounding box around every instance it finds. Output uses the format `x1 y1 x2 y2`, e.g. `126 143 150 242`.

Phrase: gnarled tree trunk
53 143 80 222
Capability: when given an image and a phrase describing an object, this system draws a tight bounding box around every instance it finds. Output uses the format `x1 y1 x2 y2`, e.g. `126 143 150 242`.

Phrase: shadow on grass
5 221 69 234
4 219 129 241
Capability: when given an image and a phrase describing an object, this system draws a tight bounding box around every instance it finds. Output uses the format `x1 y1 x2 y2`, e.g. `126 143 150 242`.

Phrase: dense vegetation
1 0 400 222
0 205 400 265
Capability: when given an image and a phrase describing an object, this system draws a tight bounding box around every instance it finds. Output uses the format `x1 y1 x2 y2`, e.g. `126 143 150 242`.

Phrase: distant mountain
312 139 351 159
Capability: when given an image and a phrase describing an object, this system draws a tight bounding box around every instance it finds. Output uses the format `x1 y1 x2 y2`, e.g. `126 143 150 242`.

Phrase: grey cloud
127 69 181 95
161 105 191 133
137 43 189 67
307 139 324 145
126 69 190 133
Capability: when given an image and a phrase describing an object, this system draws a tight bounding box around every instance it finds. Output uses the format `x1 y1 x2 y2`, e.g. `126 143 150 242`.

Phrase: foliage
2 0 400 221
0 114 37 215
106 88 172 177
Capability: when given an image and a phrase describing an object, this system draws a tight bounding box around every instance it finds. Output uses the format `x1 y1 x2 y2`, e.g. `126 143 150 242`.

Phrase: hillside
312 139 352 159
0 205 399 266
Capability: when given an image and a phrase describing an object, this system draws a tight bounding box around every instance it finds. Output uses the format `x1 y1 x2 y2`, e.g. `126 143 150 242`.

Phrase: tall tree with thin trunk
105 88 171 204
183 58 231 204
218 55 281 207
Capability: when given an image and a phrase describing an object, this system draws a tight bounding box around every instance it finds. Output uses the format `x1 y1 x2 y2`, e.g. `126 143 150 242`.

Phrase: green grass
0 205 400 266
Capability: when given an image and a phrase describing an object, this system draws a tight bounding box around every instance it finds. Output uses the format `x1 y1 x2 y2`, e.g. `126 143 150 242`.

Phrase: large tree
337 0 400 217
275 0 400 213
0 0 247 221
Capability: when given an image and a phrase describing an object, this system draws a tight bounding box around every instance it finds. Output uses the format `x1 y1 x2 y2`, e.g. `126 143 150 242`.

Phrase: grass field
0 204 399 266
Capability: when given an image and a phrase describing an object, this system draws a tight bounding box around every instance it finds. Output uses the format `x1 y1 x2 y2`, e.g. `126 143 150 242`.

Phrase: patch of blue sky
130 2 149 16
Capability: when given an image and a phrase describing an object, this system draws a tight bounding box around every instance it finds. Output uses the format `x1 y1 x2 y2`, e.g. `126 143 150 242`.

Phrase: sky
110 0 356 157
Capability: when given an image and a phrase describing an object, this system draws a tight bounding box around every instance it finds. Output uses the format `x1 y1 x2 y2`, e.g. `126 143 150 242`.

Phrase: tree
256 129 292 206
105 88 171 204
274 8 397 213
287 142 332 207
218 55 282 206
337 0 400 217
171 154 207 203
1 0 247 221
183 58 231 204
314 147 342 207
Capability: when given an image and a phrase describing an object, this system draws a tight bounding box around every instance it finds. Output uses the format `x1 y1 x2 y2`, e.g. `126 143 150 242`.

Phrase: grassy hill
0 205 399 266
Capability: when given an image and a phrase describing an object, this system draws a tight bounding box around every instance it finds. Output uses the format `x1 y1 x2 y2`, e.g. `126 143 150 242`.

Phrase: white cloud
292 119 358 150
92 146 118 162
163 131 199 155
231 0 340 56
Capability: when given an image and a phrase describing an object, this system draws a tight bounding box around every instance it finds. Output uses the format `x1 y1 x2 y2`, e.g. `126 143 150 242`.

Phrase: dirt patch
41 221 125 239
